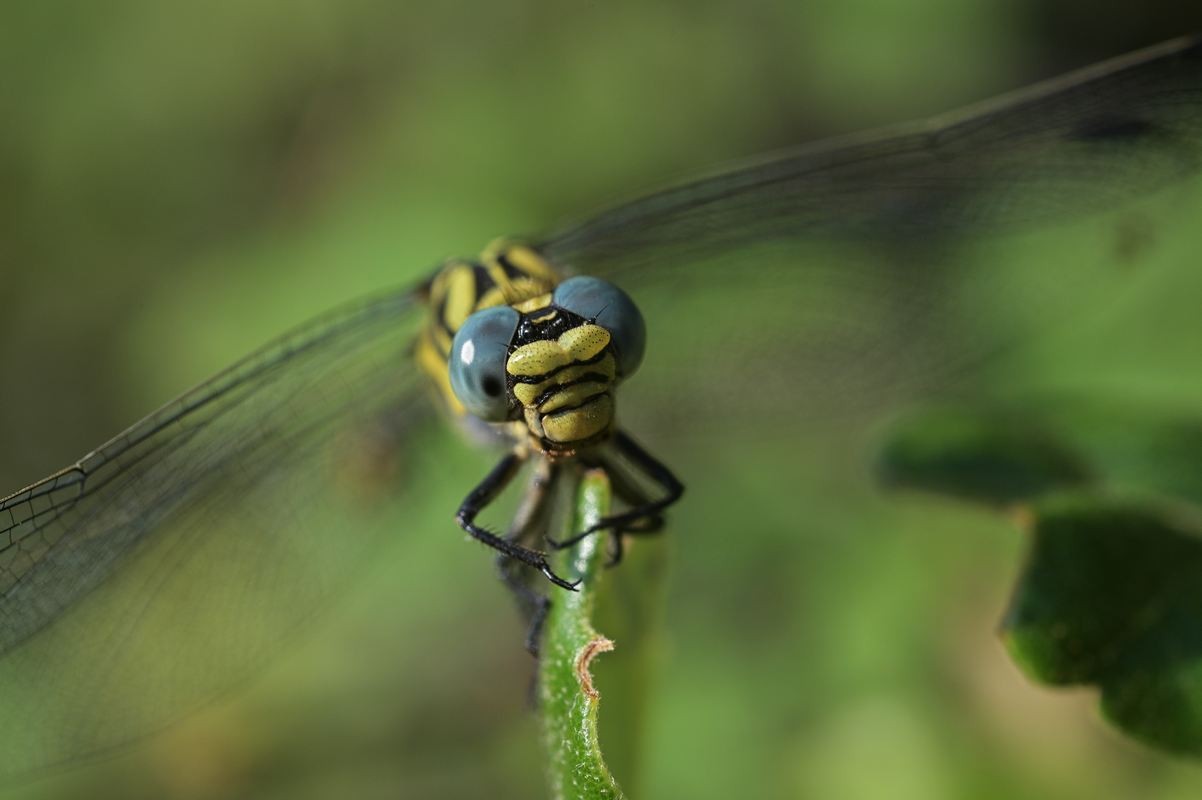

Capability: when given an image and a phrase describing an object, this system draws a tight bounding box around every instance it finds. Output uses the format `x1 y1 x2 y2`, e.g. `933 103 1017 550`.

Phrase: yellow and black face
448 276 645 454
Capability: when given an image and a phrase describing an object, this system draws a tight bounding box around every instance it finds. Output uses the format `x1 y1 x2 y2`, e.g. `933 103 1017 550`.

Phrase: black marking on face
515 306 590 347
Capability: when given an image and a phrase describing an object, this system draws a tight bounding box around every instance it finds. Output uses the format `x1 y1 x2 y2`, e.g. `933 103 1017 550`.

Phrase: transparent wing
538 36 1202 435
531 43 1202 719
0 284 430 777
544 36 1202 273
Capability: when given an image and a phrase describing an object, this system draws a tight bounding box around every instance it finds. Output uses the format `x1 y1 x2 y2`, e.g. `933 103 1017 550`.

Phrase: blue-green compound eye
449 305 520 421
552 276 646 378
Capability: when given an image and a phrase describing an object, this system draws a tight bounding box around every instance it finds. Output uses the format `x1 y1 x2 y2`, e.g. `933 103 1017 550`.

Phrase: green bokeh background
4 2 1202 798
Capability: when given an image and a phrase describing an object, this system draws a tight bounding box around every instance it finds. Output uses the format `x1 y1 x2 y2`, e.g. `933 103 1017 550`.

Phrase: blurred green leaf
877 399 1202 506
878 402 1202 755
1005 495 1202 755
875 407 1093 506
1037 399 1202 507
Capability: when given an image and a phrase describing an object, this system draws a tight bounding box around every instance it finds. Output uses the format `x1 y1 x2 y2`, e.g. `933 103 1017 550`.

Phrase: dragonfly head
449 276 645 454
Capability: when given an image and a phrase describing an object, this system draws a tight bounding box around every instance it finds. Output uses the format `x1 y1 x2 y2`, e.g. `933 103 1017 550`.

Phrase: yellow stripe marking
428 268 449 305
443 265 478 331
483 239 560 283
513 292 553 314
504 244 559 281
511 356 616 406
431 323 452 354
543 395 612 443
475 286 508 312
506 325 611 377
538 381 609 414
416 328 465 416
482 258 512 301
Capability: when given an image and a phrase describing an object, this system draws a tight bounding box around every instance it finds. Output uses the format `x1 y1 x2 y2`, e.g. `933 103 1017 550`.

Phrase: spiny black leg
603 466 666 568
604 458 658 515
604 513 665 567
549 430 683 550
603 514 665 567
457 452 579 591
622 514 666 534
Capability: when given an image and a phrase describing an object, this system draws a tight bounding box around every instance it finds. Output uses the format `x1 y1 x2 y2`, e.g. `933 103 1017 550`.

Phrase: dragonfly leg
599 463 668 567
548 430 683 552
458 452 580 591
496 460 560 655
603 513 665 568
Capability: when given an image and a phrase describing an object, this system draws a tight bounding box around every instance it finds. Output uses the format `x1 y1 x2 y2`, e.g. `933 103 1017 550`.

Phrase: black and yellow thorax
417 241 561 415
418 241 632 456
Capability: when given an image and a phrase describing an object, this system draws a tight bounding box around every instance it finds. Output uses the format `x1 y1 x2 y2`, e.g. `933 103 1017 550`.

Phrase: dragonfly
416 239 682 594
1 35 1200 780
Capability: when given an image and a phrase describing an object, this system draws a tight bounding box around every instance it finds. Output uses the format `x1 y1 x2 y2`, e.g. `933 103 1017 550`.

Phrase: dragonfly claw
539 562 581 591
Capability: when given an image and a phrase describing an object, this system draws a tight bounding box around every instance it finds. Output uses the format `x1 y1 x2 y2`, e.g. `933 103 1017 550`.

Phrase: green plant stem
539 469 624 800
